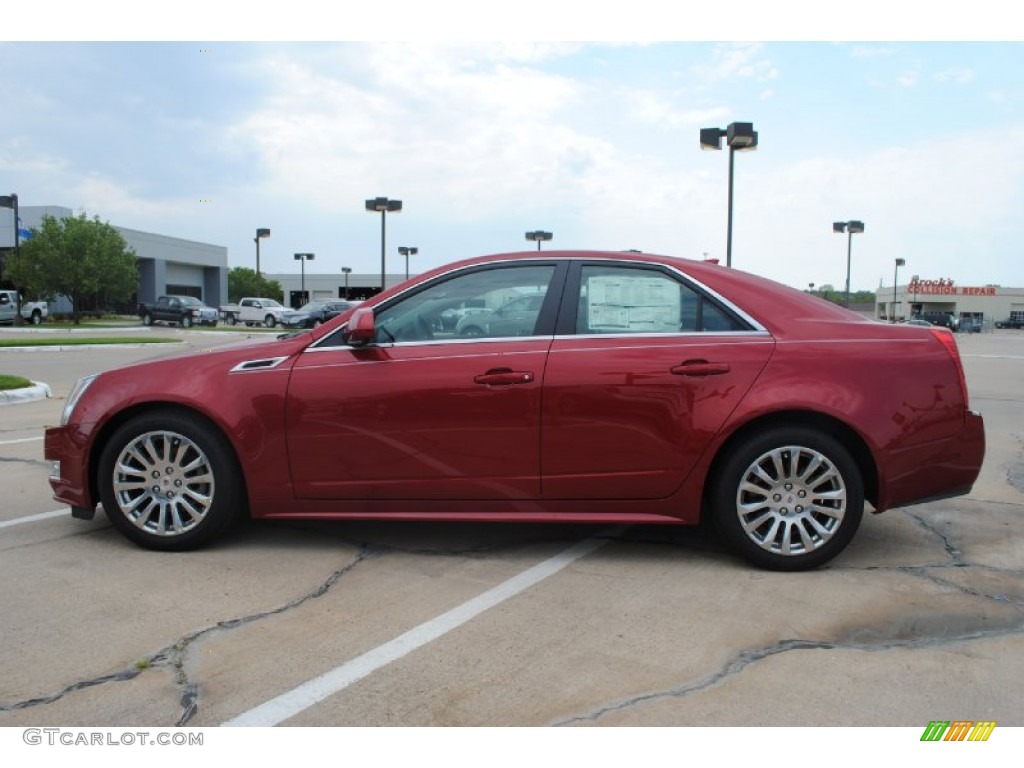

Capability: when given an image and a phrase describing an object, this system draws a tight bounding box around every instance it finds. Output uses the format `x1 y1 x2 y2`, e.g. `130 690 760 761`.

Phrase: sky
2 3 1023 293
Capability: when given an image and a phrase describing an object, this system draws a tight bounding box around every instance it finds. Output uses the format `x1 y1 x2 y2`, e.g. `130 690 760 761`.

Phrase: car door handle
670 360 731 377
474 368 535 386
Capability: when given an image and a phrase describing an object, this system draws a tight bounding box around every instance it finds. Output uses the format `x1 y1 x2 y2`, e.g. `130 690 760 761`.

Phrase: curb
0 381 52 405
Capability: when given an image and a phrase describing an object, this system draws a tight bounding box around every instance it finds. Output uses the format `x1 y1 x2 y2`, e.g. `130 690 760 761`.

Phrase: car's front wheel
264 315 276 328
711 427 863 571
142 313 153 326
181 315 193 328
30 309 42 325
97 410 244 550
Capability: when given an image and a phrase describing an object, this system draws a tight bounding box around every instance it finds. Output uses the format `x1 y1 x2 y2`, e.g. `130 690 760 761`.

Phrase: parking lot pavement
0 330 1021 727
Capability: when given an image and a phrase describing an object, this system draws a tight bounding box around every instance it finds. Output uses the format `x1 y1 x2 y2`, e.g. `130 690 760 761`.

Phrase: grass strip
0 337 181 348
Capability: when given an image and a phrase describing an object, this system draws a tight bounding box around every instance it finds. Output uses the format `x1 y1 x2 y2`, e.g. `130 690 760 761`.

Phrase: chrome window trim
306 255 767 353
552 330 772 343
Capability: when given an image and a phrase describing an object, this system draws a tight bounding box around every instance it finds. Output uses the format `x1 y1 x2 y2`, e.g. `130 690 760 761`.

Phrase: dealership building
875 277 1024 328
1 204 229 309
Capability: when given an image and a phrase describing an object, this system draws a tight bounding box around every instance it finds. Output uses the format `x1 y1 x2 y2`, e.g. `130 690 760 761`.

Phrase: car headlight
62 373 100 426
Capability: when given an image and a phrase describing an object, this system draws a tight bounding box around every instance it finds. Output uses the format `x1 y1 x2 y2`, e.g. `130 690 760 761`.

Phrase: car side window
373 264 557 343
576 265 747 334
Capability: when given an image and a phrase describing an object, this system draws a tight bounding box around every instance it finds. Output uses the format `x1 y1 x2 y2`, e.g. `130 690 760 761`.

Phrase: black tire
460 325 484 338
226 315 237 326
264 315 276 328
181 315 193 328
142 313 153 327
710 427 863 571
97 410 244 551
31 309 42 325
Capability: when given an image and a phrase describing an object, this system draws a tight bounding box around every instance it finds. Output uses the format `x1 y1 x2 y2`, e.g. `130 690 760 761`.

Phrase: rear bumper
877 410 985 512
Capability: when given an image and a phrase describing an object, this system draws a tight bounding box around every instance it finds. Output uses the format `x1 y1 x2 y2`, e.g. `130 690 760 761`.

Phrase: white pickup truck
219 297 289 328
0 290 48 325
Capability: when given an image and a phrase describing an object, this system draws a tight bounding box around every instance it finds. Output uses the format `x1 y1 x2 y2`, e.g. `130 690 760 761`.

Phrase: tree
5 213 138 323
227 267 283 304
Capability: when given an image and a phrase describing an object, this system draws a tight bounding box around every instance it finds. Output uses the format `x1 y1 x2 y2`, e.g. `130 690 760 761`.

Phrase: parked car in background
994 316 1024 329
917 311 959 330
45 250 985 571
138 295 218 327
0 290 48 325
281 300 356 329
221 297 288 328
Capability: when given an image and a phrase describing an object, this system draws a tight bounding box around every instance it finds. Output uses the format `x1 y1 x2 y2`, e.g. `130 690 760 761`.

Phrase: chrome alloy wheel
734 445 847 556
111 430 215 536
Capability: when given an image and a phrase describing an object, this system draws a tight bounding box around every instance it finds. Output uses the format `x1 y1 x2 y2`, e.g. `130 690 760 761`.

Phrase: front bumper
44 423 95 510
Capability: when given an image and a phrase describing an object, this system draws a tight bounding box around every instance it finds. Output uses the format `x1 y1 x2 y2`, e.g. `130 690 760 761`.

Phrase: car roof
373 250 873 339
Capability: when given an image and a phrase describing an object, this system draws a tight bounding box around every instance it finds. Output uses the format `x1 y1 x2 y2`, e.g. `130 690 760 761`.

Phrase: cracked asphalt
0 328 1021 727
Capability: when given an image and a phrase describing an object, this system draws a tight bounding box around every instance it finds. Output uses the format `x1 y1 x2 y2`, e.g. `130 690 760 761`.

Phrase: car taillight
930 328 969 410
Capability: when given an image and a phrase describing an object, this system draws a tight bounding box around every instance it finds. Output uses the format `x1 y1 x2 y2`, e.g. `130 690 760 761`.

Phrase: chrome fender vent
230 356 289 373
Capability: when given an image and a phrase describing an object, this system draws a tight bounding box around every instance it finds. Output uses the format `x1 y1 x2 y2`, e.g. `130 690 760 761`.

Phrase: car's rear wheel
711 427 863 571
31 309 42 325
98 411 244 551
460 325 484 338
142 313 153 326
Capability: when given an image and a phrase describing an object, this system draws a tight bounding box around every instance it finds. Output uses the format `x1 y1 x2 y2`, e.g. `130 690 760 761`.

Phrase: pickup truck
220 297 288 328
138 295 219 328
0 290 48 325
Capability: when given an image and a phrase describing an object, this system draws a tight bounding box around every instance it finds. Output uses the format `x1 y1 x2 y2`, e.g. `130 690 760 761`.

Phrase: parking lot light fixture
366 197 402 293
893 257 906 322
525 231 553 251
294 252 314 304
833 220 865 308
398 246 418 280
700 122 758 268
254 228 270 276
341 266 352 299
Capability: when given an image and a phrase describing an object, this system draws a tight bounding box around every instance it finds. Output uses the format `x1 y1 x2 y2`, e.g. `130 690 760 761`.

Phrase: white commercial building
1 205 228 309
876 277 1024 329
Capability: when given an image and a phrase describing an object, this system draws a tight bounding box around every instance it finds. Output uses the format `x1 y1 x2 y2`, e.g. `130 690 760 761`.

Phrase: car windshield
297 302 327 312
179 297 204 307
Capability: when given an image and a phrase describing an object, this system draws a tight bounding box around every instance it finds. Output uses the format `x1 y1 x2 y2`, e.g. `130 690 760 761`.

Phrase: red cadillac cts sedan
45 251 985 570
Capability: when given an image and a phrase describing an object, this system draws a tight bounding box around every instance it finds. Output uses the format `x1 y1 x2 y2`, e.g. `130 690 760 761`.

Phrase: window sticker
586 275 680 332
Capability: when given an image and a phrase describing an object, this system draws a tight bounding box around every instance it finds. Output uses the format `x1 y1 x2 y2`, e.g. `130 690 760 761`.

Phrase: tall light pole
832 220 865 308
700 122 758 268
341 266 352 300
254 228 270 276
365 197 402 293
893 257 906 322
525 230 552 250
398 246 418 280
294 252 314 306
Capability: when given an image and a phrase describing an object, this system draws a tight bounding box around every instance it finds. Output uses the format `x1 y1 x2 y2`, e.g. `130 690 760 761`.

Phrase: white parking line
0 509 69 529
0 436 44 446
223 533 615 727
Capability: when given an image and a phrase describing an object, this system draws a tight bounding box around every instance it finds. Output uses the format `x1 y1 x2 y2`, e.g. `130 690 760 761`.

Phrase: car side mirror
343 307 376 346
